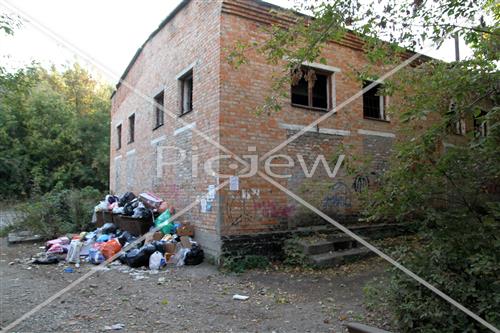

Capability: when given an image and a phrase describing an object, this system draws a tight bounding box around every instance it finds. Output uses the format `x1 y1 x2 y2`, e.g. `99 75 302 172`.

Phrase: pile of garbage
34 191 203 270
94 192 166 220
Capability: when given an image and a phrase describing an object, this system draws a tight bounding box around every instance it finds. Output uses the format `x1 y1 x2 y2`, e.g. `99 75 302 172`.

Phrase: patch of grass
283 237 309 267
222 255 270 273
0 224 17 237
363 276 391 313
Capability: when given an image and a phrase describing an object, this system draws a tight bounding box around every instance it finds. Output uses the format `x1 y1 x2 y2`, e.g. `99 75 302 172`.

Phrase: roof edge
111 0 191 99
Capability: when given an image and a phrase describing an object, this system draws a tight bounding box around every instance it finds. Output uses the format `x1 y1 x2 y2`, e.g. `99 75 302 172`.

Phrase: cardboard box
177 224 194 237
138 192 163 209
180 236 192 249
164 252 174 262
152 231 163 241
164 242 176 253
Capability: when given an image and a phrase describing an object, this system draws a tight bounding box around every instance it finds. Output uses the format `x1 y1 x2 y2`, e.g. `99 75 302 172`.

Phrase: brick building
110 0 416 262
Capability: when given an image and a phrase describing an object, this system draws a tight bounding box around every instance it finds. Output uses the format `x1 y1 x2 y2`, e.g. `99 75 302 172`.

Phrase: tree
227 0 499 331
0 64 112 199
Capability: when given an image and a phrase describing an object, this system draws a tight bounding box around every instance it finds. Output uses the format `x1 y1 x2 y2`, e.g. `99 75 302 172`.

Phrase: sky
0 0 472 85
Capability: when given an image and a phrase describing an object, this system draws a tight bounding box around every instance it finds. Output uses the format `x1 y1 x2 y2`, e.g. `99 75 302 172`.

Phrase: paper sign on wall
207 185 216 201
200 198 207 213
229 176 239 191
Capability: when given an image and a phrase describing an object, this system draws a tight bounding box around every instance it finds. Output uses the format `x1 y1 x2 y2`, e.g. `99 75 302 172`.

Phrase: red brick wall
110 0 407 257
219 2 400 235
110 0 223 255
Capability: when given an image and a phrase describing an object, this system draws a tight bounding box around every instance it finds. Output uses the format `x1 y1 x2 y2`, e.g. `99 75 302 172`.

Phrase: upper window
291 67 331 111
363 81 387 120
116 124 122 150
449 101 465 136
179 70 193 115
154 90 164 129
128 114 135 143
474 110 488 138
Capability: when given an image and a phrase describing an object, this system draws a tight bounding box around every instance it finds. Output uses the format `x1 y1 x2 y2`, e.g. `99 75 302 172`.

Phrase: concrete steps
295 231 374 268
310 247 373 268
298 236 358 255
290 222 412 268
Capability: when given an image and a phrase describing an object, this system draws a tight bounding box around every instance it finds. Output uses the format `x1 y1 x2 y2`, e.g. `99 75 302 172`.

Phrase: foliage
227 0 498 114
222 255 270 273
364 59 500 331
0 64 112 199
14 187 102 239
0 12 21 36
283 237 309 267
227 0 499 331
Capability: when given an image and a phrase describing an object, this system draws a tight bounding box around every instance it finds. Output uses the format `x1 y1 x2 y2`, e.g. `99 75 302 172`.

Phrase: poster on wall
200 198 207 213
207 185 216 201
229 176 239 191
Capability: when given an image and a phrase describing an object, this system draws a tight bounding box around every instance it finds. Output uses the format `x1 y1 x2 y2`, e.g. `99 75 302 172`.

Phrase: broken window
291 67 331 110
474 110 488 138
116 124 122 150
128 114 135 143
154 90 164 129
179 70 193 115
449 101 466 135
363 81 386 120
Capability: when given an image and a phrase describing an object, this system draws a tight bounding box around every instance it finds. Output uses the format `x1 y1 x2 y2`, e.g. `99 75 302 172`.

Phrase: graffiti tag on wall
352 175 369 193
225 188 295 225
322 181 352 209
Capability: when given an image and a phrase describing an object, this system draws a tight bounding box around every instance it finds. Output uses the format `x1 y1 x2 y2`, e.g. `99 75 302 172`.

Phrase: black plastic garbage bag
101 222 117 234
123 199 139 216
122 242 157 268
123 249 149 268
140 243 157 256
119 192 136 207
33 256 60 265
132 207 152 220
117 231 137 247
184 244 204 266
151 241 166 254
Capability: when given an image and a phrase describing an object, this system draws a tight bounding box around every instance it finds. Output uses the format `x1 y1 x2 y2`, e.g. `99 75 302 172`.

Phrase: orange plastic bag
100 238 122 259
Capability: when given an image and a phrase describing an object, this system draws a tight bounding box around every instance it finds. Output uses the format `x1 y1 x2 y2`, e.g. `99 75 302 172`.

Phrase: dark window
449 101 465 135
180 70 193 115
474 110 488 138
154 91 164 129
116 124 122 150
291 67 330 110
128 114 135 143
363 81 386 120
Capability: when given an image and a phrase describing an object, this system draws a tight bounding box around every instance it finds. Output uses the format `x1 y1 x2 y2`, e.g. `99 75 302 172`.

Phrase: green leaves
0 64 111 199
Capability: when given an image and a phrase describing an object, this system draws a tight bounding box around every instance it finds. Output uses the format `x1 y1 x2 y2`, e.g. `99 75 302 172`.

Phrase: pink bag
45 236 70 250
139 192 163 209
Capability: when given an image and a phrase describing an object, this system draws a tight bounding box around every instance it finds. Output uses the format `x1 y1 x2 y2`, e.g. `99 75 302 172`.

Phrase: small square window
154 91 164 129
116 124 122 150
128 114 135 143
363 81 387 120
291 67 331 111
179 70 193 115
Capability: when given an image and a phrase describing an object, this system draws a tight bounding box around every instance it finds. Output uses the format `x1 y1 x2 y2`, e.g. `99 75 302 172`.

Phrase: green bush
283 237 309 266
385 217 500 333
17 187 102 238
223 255 270 273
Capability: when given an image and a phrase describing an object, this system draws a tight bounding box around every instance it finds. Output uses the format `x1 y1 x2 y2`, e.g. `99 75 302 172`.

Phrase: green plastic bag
155 210 174 234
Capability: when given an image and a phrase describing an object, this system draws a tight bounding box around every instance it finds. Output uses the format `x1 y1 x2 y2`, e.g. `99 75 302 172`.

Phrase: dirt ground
0 238 392 333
